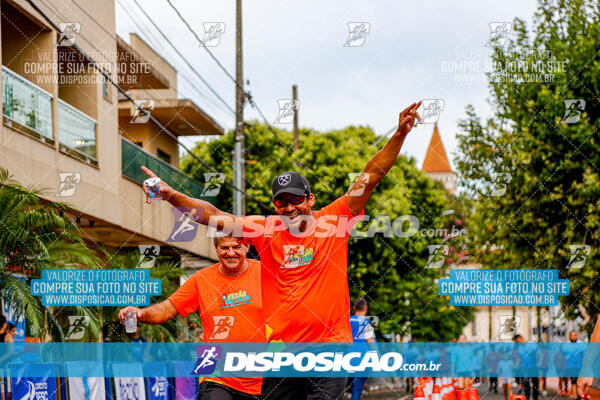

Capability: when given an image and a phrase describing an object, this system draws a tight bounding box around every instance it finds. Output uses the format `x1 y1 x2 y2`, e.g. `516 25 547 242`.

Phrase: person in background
0 314 6 342
349 297 376 400
472 343 483 388
129 326 146 344
486 347 503 393
537 332 550 395
513 334 539 400
498 351 515 400
0 323 15 343
0 320 19 371
189 321 203 342
560 331 583 399
453 335 474 389
405 337 418 393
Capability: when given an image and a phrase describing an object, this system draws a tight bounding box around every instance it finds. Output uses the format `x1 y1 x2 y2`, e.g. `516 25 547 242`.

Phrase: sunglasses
273 195 306 208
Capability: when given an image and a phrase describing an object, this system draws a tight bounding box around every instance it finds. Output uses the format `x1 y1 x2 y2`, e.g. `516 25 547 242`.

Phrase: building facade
0 0 222 268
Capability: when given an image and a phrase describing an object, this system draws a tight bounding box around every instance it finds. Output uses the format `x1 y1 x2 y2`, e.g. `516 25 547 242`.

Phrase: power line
114 0 236 126
26 0 273 213
117 0 168 55
40 0 232 135
119 0 237 122
163 0 294 156
164 0 241 94
127 0 237 117
60 0 235 126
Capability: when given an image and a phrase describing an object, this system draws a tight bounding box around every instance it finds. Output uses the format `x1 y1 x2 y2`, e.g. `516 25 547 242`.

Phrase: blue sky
116 0 539 170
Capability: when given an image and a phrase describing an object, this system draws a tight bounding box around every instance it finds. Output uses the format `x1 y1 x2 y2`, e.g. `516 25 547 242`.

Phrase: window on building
102 75 110 100
157 148 171 164
471 322 477 336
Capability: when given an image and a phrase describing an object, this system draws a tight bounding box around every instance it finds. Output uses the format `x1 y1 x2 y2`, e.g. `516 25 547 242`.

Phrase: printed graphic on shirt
209 316 235 340
281 245 315 269
221 290 251 308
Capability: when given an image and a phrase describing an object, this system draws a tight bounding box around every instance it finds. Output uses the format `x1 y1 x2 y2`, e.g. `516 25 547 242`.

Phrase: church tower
422 123 456 195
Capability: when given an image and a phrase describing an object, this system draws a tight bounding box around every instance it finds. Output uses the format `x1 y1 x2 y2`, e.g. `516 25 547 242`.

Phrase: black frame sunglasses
273 195 307 208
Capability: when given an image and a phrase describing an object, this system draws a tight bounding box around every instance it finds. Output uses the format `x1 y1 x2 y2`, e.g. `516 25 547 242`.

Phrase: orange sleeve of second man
168 272 201 318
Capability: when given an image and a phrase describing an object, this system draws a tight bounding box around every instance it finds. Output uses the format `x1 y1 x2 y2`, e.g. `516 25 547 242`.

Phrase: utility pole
233 0 245 215
292 84 299 152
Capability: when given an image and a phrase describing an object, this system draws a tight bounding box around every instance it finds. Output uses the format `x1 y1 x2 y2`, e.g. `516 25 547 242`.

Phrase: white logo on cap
278 173 291 186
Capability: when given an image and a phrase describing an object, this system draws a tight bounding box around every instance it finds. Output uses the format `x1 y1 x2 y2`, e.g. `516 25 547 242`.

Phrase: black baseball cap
272 172 311 201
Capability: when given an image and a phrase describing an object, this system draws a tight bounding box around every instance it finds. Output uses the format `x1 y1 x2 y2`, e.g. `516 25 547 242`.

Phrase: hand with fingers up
140 166 177 204
395 101 423 138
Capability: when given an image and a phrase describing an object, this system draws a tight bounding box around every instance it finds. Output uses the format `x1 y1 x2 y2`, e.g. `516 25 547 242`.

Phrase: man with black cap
141 101 422 399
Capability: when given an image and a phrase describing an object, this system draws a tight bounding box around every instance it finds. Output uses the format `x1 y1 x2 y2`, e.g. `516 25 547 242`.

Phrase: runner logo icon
192 345 223 375
209 316 234 340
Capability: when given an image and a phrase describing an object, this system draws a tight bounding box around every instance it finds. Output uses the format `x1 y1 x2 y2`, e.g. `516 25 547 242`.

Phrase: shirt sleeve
318 196 365 235
242 215 268 248
168 272 201 319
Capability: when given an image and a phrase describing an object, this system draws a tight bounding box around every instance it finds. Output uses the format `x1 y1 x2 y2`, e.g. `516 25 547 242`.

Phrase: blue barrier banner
1 342 599 378
65 362 107 400
9 363 59 400
30 269 161 306
438 269 569 306
144 363 171 400
112 363 146 400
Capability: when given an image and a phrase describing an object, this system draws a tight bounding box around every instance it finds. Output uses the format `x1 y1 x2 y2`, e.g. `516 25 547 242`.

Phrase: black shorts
261 377 348 400
198 381 260 400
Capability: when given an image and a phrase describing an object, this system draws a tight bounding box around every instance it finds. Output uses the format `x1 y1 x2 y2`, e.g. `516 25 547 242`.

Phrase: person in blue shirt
559 331 584 398
349 298 376 400
451 335 474 389
513 334 539 400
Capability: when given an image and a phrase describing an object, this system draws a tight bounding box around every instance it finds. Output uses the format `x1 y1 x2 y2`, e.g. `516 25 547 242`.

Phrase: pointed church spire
422 123 456 195
422 123 452 173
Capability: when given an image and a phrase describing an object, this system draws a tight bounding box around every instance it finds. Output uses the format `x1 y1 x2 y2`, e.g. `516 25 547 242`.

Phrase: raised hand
141 166 176 204
396 101 423 137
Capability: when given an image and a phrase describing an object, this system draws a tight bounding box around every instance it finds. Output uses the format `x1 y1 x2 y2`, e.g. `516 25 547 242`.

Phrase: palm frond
0 273 44 336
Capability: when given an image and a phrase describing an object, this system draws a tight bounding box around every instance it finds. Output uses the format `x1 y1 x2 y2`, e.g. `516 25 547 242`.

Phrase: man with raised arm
142 102 422 399
119 236 264 400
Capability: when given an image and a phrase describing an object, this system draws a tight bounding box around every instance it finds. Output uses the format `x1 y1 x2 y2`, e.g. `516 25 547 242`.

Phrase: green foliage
182 123 474 341
455 0 600 332
100 250 187 343
0 167 100 339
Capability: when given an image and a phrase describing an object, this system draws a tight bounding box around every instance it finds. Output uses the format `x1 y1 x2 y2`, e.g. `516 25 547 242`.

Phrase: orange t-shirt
168 259 264 395
243 196 364 343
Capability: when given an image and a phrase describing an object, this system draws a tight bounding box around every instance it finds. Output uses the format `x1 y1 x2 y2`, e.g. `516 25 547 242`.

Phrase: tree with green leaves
181 123 473 341
100 250 193 343
0 167 99 340
455 0 600 333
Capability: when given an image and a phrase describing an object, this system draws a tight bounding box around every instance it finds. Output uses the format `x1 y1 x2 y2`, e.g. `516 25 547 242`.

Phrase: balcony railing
122 138 212 202
58 99 97 162
2 66 53 140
